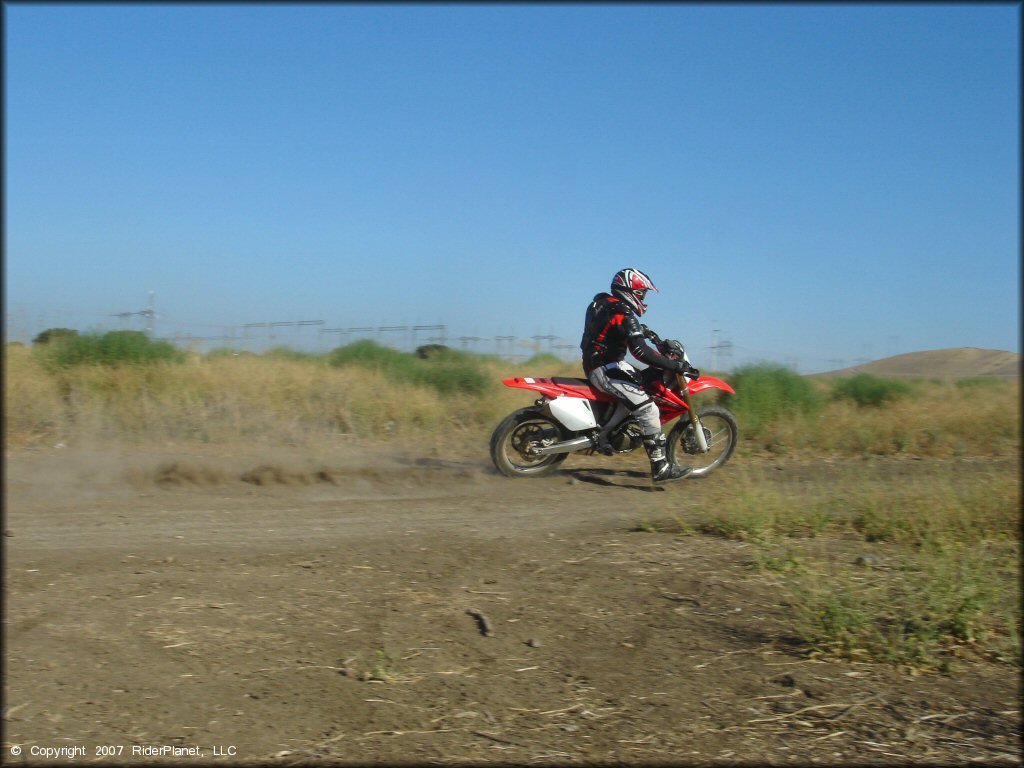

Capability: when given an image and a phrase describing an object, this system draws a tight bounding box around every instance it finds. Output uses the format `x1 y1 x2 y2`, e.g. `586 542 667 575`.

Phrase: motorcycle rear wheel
490 408 569 478
666 405 739 478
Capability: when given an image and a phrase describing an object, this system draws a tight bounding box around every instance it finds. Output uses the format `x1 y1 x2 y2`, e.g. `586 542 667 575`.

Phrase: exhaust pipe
530 435 594 456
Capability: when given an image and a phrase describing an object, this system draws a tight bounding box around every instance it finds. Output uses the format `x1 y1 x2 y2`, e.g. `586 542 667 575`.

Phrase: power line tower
145 291 155 336
553 343 576 360
531 334 556 354
494 335 515 360
459 336 482 352
112 291 156 335
347 326 374 342
377 325 408 350
319 327 348 351
709 326 734 372
412 325 446 349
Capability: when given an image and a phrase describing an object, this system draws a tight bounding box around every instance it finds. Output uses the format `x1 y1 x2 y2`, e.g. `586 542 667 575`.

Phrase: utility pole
554 343 576 360
112 292 156 335
377 325 408 350
709 326 734 372
242 323 267 351
146 291 155 336
412 325 446 349
320 328 349 349
268 321 293 344
531 334 556 354
347 326 374 342
295 320 324 351
494 335 515 360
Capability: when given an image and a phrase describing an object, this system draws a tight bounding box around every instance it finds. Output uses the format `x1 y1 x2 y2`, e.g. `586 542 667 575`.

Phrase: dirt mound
5 443 480 500
154 463 353 488
816 347 1020 380
239 464 337 486
140 453 490 490
153 461 230 487
142 463 482 490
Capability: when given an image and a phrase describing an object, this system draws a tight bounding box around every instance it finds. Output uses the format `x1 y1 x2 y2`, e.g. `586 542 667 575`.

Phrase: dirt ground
3 439 1020 765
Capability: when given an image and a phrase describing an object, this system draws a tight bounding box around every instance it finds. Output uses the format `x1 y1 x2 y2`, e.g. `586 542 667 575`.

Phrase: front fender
687 375 735 396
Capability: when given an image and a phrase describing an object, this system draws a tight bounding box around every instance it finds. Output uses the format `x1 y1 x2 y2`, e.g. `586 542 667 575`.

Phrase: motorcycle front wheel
490 408 569 478
666 405 739 478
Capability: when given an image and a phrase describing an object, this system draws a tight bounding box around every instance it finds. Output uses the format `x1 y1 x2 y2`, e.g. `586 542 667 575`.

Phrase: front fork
677 374 710 454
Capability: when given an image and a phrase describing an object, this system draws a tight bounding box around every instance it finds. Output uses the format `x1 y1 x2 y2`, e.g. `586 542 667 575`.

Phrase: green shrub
35 330 185 369
832 374 911 408
329 339 406 367
790 542 1018 667
727 363 824 434
327 339 491 396
32 327 79 345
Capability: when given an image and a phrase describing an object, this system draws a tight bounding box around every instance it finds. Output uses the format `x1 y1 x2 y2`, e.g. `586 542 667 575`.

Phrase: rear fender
502 376 610 401
502 377 577 399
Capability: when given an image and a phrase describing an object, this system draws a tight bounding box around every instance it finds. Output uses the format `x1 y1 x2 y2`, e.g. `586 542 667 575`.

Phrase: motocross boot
644 433 691 483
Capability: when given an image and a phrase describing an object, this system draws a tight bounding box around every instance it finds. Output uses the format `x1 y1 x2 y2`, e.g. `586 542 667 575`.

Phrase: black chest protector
580 293 643 373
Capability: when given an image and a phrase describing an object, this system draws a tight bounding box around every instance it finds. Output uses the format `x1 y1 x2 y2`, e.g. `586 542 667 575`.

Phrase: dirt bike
490 334 738 480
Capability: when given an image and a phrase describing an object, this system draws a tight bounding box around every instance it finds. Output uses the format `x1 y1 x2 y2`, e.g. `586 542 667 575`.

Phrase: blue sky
4 3 1019 371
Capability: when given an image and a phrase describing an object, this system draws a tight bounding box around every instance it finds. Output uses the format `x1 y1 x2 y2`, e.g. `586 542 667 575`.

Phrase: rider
580 268 699 483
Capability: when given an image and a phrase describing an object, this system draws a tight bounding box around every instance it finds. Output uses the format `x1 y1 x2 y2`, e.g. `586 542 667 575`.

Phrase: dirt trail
4 442 1020 765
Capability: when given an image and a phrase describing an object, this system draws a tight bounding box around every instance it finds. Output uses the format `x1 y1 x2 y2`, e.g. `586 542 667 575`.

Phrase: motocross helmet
611 268 658 316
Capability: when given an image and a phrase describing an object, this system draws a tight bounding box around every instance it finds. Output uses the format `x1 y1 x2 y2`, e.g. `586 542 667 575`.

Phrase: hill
813 347 1020 380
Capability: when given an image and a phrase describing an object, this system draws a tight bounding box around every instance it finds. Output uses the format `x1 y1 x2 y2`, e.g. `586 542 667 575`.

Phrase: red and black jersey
580 293 679 374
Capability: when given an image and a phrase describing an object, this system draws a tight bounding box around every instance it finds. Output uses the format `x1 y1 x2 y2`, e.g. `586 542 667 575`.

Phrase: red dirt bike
490 336 738 480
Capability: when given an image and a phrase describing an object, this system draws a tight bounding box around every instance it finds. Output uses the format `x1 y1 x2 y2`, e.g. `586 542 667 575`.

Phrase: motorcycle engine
609 422 645 453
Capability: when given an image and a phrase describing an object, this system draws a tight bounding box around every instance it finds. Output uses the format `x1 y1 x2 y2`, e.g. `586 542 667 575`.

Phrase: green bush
790 543 1016 667
327 339 491 396
832 374 911 408
32 327 79 345
36 330 185 369
727 363 824 434
328 339 415 369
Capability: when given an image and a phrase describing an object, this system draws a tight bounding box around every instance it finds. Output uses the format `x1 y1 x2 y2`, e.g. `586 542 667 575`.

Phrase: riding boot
644 433 691 482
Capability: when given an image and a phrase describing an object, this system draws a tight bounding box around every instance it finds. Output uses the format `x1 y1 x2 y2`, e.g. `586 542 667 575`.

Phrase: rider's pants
587 361 661 437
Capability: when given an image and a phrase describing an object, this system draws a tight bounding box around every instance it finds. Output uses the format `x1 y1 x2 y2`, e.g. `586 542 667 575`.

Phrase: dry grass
748 378 1020 457
646 459 1021 669
3 344 570 448
6 344 1018 459
7 343 1021 671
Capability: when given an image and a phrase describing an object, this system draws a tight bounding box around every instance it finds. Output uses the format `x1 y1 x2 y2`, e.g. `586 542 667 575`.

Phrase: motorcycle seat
550 377 616 401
